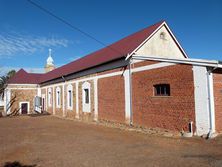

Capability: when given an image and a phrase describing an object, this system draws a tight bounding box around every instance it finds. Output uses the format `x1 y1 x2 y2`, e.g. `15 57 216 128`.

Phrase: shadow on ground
2 161 36 167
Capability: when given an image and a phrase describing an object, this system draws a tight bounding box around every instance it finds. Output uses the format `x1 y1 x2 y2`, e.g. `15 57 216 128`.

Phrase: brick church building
3 21 222 136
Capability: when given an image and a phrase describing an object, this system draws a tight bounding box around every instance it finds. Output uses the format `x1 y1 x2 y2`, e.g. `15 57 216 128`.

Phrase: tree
0 70 16 100
7 70 16 79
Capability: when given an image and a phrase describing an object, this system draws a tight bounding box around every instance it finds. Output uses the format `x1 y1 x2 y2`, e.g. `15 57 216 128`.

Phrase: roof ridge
8 20 165 84
40 20 164 83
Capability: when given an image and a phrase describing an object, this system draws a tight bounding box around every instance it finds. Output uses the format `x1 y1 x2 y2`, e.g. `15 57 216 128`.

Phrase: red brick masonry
132 64 195 131
213 73 222 132
98 75 125 123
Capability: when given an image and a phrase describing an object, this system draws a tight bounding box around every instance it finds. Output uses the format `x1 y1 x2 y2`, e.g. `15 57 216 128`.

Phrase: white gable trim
126 22 188 60
164 23 188 58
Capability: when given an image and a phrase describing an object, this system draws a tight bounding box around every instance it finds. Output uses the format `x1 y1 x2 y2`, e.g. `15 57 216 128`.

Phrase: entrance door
21 103 28 114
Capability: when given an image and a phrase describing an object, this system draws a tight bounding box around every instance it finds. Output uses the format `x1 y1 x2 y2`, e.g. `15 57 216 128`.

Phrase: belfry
45 49 55 73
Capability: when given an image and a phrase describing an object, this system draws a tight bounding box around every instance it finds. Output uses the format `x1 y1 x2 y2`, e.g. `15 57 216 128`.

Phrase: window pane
69 90 72 107
57 91 60 106
154 84 170 96
84 89 89 104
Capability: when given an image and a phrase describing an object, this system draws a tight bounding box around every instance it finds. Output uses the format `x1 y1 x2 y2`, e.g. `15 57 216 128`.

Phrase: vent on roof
160 32 166 40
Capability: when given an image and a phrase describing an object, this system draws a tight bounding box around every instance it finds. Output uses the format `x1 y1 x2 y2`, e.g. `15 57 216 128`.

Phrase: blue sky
0 0 221 75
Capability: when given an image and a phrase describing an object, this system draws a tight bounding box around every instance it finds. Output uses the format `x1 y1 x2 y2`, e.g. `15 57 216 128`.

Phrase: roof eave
132 55 222 68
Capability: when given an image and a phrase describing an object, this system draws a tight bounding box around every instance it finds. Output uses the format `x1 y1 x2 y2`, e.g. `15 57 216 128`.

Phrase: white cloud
0 31 70 58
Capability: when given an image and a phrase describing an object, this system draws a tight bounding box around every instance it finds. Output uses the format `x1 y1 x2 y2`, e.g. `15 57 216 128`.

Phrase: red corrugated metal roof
9 21 166 84
8 69 43 84
40 20 165 83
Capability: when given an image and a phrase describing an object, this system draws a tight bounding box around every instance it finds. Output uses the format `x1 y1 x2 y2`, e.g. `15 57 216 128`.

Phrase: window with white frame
84 89 89 104
82 82 91 112
67 84 73 110
48 88 52 107
56 87 61 108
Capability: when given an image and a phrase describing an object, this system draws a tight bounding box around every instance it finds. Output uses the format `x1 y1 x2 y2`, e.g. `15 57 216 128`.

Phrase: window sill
151 96 172 98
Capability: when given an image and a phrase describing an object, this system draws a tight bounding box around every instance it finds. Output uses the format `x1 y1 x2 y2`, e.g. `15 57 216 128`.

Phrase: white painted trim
75 82 79 119
193 66 210 136
123 69 131 124
19 101 30 114
37 87 41 97
48 88 52 107
7 88 37 90
40 62 178 90
208 72 216 133
4 89 11 114
8 84 38 86
45 88 48 111
132 55 222 68
39 55 222 90
66 84 73 110
56 87 61 108
62 83 65 116
3 89 6 114
94 78 98 121
82 81 91 113
131 59 144 64
52 86 55 115
40 72 122 89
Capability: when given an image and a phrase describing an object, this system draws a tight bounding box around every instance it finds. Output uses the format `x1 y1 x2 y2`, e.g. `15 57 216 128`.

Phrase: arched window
82 82 91 112
67 84 73 110
48 88 52 107
56 87 61 108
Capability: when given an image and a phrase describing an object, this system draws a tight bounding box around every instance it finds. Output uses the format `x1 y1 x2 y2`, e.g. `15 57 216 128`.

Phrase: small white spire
47 48 54 66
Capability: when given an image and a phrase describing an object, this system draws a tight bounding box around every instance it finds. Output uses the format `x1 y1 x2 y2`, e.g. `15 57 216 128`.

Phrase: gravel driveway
0 116 222 167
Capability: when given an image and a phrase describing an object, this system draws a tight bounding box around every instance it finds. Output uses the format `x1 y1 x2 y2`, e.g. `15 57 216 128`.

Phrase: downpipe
206 68 217 139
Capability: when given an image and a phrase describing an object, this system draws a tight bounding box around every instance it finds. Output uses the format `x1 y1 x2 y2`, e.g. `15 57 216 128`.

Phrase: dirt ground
0 116 222 167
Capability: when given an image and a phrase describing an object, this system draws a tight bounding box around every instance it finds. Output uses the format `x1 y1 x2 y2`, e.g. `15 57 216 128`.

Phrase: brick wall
98 75 125 123
132 64 195 132
213 73 222 132
10 89 37 114
132 60 158 68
